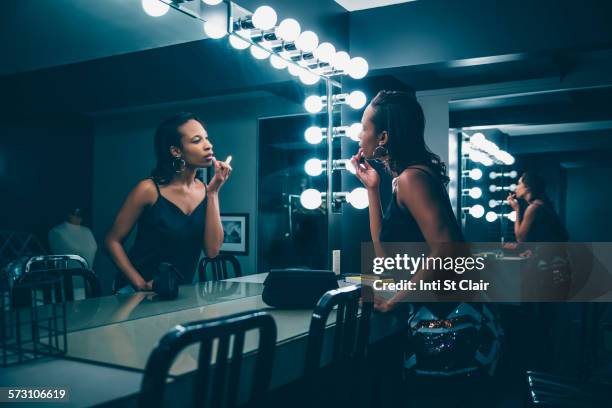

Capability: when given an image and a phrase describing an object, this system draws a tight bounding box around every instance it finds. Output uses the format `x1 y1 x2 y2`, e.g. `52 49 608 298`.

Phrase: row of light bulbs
299 188 369 210
304 90 367 113
463 205 517 223
461 168 518 181
463 133 515 166
142 1 369 85
462 183 517 200
304 123 362 144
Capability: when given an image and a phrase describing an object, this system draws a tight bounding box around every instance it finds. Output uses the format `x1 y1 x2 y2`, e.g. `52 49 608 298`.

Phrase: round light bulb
508 170 518 178
469 187 482 199
142 0 169 17
347 91 366 109
203 21 227 39
229 32 250 49
489 185 498 193
486 211 498 223
469 168 482 181
270 54 288 69
332 51 351 71
314 42 336 63
304 127 323 144
202 0 223 5
469 204 485 219
506 211 517 222
347 123 362 141
347 188 369 209
304 95 324 113
300 189 322 210
509 183 517 192
275 18 301 42
470 133 486 147
304 158 324 176
252 6 277 30
250 45 270 60
296 31 319 52
299 69 320 85
489 199 498 208
489 171 499 180
288 63 302 76
347 57 369 79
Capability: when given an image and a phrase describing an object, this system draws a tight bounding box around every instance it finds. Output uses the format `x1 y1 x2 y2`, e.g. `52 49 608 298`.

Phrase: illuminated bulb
347 57 369 79
299 69 320 85
300 189 322 210
489 171 500 180
489 199 499 208
270 54 288 69
506 211 517 222
469 205 485 219
288 63 302 76
275 18 301 41
296 31 319 52
252 6 277 30
203 21 227 39
346 123 362 141
489 185 499 193
202 0 223 4
469 168 482 181
250 45 270 60
347 91 366 109
304 158 324 176
509 183 517 192
314 42 336 63
229 32 250 49
142 0 169 17
332 51 351 71
347 188 369 209
486 211 498 223
304 127 323 144
470 133 486 147
508 170 518 178
469 187 482 199
304 95 324 113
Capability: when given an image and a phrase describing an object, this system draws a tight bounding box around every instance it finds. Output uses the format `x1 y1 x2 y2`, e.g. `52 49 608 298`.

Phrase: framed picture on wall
220 213 249 255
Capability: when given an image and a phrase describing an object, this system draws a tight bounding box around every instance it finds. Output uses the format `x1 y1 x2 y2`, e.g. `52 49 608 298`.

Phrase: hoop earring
373 145 389 160
172 156 186 173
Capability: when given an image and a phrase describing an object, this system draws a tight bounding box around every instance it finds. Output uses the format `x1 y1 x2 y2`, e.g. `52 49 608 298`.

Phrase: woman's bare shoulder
129 179 158 205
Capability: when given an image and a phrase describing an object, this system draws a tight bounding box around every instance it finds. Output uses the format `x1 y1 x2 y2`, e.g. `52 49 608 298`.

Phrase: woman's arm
105 180 157 291
203 159 232 258
351 151 383 243
513 204 538 242
376 169 461 311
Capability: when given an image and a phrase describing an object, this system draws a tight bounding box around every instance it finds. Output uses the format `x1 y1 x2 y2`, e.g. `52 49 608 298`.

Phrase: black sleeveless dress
114 179 207 290
380 167 503 377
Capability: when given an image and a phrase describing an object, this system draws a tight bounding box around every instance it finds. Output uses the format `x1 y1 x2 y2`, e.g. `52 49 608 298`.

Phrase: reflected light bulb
229 32 250 49
469 168 482 181
469 187 482 199
506 211 517 222
203 21 227 39
252 6 277 30
250 45 270 60
489 185 499 193
469 205 485 219
202 0 223 4
470 133 486 147
304 127 323 144
288 63 302 76
347 91 366 109
300 189 322 210
508 170 518 178
509 183 517 192
347 188 369 209
347 123 362 141
347 57 369 79
314 42 336 63
332 51 351 71
304 159 324 176
275 18 301 41
142 0 169 17
299 69 320 85
486 211 498 223
270 54 288 69
304 95 324 113
296 31 319 52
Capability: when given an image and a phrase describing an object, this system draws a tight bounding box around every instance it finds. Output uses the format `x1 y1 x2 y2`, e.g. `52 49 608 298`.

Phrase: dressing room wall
91 93 302 293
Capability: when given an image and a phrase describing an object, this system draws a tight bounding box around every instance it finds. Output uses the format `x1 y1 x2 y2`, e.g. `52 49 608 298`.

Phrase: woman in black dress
106 112 231 293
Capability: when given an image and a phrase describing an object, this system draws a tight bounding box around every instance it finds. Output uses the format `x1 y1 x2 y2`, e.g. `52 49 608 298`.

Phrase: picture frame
220 213 249 255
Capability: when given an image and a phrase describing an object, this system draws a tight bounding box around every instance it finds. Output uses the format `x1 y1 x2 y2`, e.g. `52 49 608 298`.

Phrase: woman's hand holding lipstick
351 148 380 190
506 192 519 211
208 155 233 193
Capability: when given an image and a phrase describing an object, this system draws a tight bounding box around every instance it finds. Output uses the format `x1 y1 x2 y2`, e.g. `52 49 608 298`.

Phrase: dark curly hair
370 90 449 185
150 112 205 185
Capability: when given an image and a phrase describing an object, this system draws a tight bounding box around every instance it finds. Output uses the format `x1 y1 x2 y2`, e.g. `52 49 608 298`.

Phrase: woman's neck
171 167 199 187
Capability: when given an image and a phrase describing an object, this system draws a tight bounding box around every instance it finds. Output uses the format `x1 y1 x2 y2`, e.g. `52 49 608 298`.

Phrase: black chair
526 371 612 407
302 285 374 407
198 254 242 282
139 310 277 408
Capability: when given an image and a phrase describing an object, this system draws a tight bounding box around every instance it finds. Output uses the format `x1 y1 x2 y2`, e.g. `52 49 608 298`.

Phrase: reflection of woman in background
106 112 231 293
507 172 568 243
351 91 503 387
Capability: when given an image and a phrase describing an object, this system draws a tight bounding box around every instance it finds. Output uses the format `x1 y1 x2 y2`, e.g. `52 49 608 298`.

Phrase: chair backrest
303 284 373 377
139 310 277 408
14 255 101 305
199 255 242 282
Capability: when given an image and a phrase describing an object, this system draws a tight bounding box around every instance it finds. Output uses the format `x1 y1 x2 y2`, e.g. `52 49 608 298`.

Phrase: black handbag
262 269 339 309
152 262 182 300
